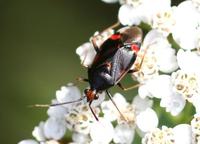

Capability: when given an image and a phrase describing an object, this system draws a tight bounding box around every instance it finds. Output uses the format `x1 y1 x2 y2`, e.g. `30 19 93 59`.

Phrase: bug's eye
131 44 140 53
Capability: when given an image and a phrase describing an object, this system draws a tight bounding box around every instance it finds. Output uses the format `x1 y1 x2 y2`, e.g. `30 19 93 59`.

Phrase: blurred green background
0 0 190 143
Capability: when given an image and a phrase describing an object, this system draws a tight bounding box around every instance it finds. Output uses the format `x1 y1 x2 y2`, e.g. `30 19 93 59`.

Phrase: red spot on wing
131 44 140 53
110 34 121 40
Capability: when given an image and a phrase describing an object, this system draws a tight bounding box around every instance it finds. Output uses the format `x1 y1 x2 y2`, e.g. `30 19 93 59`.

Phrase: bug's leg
89 101 99 121
117 82 141 91
106 90 127 121
134 47 148 72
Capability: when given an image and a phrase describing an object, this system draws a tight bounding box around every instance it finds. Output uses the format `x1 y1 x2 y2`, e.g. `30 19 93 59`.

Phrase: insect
78 24 144 120
33 23 145 121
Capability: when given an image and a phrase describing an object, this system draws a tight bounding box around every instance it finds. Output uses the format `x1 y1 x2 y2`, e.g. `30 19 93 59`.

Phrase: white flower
136 108 158 133
113 124 135 144
90 118 114 144
118 4 142 25
101 93 135 123
32 121 46 141
139 75 186 116
43 117 66 140
143 124 192 144
56 84 81 110
160 91 186 116
76 42 96 67
65 104 98 134
72 132 90 144
142 126 175 144
172 1 200 50
177 49 200 74
18 140 39 144
171 70 200 102
118 0 171 25
132 30 178 82
173 124 192 144
151 6 176 36
47 99 68 118
132 95 153 114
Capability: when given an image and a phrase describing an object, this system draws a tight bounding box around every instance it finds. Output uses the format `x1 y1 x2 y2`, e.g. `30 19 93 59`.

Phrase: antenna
28 97 85 108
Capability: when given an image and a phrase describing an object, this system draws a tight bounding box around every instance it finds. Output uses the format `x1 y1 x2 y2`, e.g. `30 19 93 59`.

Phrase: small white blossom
65 104 99 134
151 6 176 36
18 140 39 144
32 121 46 141
56 84 81 110
43 117 67 140
113 124 135 144
173 124 192 144
76 42 96 67
72 132 90 144
90 118 114 144
132 95 153 114
47 100 68 118
118 0 171 25
101 93 135 124
136 108 158 133
132 30 178 82
172 1 200 50
177 49 200 74
140 75 186 116
142 126 175 144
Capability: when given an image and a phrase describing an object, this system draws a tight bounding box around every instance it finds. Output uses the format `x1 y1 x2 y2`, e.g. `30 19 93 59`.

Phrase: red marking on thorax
131 44 140 53
110 34 121 40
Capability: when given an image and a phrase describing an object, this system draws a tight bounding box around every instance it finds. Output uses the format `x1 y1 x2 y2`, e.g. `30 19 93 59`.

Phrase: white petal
56 84 81 109
72 132 90 144
145 75 172 99
101 0 118 3
32 122 46 141
113 124 135 144
172 1 200 50
136 108 158 132
156 46 178 73
173 124 192 144
118 4 141 26
160 92 186 116
138 84 151 99
18 140 38 144
132 95 153 114
44 117 66 140
76 42 96 67
177 49 200 74
90 118 114 144
47 105 68 118
101 93 128 121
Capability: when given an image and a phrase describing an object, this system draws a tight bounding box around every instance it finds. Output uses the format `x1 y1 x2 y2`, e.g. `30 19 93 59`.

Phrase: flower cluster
19 0 200 144
19 84 158 144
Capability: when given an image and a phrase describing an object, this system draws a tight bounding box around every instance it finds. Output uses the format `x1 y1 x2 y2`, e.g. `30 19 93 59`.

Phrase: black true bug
77 24 144 120
33 23 144 121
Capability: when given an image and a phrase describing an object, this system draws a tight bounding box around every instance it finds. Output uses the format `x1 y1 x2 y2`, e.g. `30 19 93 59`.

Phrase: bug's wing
91 37 122 68
111 46 137 84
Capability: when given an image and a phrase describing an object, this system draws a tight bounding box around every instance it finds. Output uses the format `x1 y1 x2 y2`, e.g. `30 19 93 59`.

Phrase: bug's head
84 89 98 102
118 26 143 45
